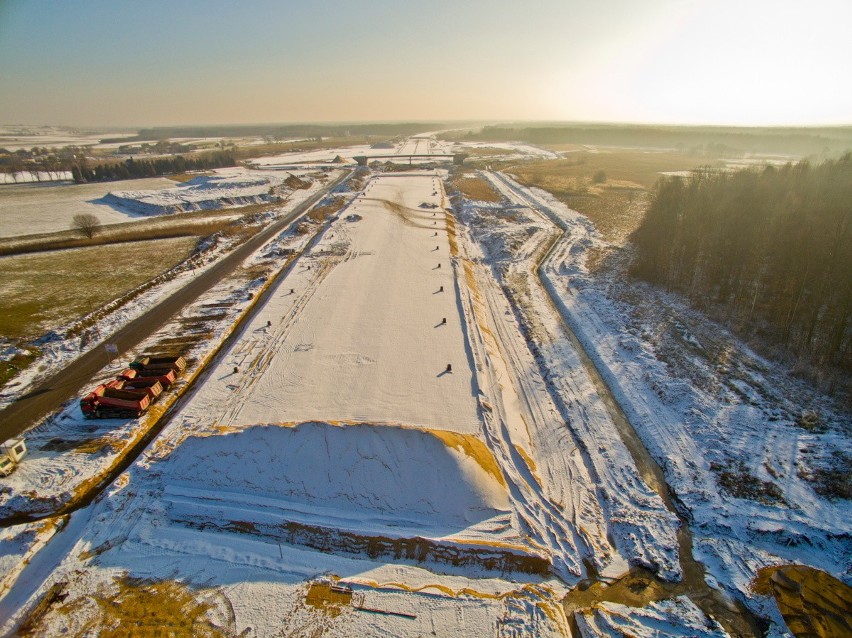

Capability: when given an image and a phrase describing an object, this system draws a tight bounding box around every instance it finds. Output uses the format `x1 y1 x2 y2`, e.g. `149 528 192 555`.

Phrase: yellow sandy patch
305 581 353 618
753 565 852 638
515 444 540 481
20 576 228 638
425 429 507 488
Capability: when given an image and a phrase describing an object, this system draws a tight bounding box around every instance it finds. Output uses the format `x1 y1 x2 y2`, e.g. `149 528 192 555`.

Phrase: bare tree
72 214 101 239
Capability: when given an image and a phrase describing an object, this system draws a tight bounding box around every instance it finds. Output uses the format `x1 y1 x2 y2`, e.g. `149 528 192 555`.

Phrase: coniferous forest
631 154 852 377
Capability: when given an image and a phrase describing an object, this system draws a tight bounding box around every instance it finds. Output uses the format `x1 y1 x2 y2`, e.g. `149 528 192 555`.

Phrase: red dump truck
80 353 185 419
114 376 164 400
130 355 186 374
80 380 152 419
127 355 186 388
119 367 176 390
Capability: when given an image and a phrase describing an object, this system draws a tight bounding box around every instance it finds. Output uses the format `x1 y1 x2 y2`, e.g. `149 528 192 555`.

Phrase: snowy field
454 141 561 160
249 135 453 167
0 176 343 521
0 170 572 637
0 177 176 238
2 146 843 636
175 172 481 431
0 167 326 238
0 127 134 152
470 170 851 634
249 137 562 168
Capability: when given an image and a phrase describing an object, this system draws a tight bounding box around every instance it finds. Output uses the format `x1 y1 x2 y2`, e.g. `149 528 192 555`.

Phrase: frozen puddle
178 171 481 432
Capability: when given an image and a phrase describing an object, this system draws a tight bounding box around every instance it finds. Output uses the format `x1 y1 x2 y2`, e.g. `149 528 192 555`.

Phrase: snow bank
100 170 301 216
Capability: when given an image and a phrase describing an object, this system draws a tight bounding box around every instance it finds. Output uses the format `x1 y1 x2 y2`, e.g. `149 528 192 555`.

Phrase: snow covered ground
453 141 561 160
0 184 343 520
0 172 340 414
454 175 681 583
4 152 842 636
249 144 378 166
0 177 176 238
0 170 573 637
469 170 850 634
0 167 325 238
174 172 480 431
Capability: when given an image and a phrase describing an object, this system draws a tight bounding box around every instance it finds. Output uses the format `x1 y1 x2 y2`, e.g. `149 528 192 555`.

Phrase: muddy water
524 209 763 635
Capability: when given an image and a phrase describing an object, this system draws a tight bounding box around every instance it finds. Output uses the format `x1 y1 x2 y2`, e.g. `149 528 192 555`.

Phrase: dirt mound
284 174 311 189
162 422 510 531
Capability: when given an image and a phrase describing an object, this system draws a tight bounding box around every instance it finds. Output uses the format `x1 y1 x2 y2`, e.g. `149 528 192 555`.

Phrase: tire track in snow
452 226 603 581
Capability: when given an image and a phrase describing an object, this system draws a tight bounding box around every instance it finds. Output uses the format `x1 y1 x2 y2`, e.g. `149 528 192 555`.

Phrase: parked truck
80 381 152 419
129 355 186 374
80 352 184 419
113 376 164 400
119 367 175 390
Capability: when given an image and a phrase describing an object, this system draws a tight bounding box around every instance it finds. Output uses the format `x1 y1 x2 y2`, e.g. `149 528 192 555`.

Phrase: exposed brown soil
753 565 852 638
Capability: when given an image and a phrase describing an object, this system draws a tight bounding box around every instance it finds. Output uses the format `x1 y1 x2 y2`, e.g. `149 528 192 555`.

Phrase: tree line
70 151 236 183
108 122 443 144
466 124 852 157
631 155 852 376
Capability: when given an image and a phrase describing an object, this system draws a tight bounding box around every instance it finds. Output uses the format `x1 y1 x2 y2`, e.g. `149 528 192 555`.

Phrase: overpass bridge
353 153 468 166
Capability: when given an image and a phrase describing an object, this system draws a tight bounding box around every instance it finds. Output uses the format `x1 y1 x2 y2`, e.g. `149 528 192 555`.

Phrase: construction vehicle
129 354 186 374
80 352 184 419
113 376 164 400
119 367 176 390
80 381 152 419
0 455 15 477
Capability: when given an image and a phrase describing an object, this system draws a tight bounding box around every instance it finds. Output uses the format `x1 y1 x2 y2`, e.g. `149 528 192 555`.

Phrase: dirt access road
0 170 351 442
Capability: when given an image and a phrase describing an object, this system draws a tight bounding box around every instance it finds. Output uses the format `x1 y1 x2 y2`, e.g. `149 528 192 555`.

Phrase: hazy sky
1 0 850 128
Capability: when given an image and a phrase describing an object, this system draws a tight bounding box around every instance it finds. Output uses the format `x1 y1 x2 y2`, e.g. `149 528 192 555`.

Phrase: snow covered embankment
155 422 549 576
454 174 681 583
496 171 851 621
100 170 301 216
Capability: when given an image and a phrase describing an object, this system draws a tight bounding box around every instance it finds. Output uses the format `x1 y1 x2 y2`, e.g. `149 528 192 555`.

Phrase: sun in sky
0 0 850 127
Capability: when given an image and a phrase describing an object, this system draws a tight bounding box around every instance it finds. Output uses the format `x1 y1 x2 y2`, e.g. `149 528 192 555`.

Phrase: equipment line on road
0 170 353 527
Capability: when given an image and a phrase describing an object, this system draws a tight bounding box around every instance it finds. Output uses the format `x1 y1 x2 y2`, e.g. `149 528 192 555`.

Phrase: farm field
0 177 176 238
0 237 197 338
